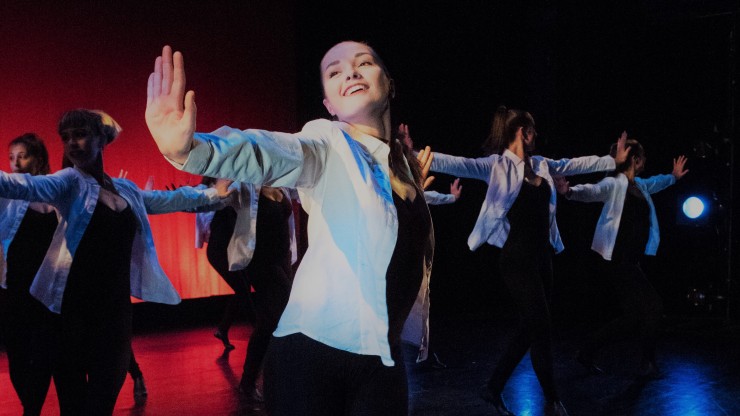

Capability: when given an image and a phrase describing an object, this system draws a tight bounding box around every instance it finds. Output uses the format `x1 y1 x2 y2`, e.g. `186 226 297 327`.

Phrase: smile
343 84 368 96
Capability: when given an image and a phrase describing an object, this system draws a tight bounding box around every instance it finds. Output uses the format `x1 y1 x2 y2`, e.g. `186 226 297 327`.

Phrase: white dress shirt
168 119 434 366
566 173 676 260
0 167 222 313
431 149 616 252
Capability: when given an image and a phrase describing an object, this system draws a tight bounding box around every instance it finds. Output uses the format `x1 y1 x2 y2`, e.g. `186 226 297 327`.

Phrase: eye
359 61 372 67
328 70 339 78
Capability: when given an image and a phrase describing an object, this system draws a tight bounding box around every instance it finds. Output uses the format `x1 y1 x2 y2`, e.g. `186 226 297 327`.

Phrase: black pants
582 260 663 363
239 259 292 390
207 243 252 333
1 289 58 416
488 247 559 403
264 333 408 416
54 304 132 416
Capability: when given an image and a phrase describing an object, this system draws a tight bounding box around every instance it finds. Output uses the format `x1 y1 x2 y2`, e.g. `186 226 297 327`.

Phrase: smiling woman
145 42 433 415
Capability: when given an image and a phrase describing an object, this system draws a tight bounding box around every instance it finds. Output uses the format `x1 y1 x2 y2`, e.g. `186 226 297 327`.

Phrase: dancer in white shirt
145 42 434 415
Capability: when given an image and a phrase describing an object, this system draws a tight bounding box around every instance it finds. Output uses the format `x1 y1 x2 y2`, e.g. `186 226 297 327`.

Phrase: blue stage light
682 196 705 219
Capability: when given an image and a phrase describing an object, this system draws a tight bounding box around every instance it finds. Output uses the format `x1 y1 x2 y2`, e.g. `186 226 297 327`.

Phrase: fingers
423 176 435 190
147 73 154 106
162 46 173 95
172 50 186 106
152 56 163 98
182 90 197 131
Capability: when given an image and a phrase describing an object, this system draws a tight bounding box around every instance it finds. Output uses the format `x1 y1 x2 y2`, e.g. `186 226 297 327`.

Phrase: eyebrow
323 52 373 72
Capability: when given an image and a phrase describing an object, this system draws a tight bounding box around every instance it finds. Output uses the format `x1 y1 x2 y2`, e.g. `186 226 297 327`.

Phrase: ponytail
481 105 535 155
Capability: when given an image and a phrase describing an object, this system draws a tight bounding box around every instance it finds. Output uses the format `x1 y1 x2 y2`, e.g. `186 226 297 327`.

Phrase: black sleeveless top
62 203 137 321
503 178 551 257
6 208 58 295
252 192 293 266
386 191 431 355
612 183 650 264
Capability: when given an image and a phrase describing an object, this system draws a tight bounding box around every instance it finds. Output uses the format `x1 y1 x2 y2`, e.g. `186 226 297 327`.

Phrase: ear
322 98 336 116
388 78 396 99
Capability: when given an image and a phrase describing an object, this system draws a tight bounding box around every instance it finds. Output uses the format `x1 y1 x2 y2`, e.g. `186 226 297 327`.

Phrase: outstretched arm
546 132 627 176
146 45 197 164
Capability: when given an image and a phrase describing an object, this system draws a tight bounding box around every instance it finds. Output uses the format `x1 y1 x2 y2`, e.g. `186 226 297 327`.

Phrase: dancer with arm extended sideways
554 140 688 379
427 106 628 416
145 42 434 416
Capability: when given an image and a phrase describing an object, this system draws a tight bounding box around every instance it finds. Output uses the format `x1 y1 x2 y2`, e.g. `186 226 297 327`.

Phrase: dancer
427 106 627 416
145 42 434 415
554 140 688 378
0 109 229 415
1 133 58 416
196 177 252 351
196 180 297 401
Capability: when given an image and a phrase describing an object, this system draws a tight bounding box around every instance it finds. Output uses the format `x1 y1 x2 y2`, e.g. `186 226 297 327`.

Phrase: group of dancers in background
0 40 687 416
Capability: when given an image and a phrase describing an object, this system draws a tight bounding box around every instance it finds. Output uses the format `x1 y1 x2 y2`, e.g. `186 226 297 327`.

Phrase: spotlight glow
682 197 705 219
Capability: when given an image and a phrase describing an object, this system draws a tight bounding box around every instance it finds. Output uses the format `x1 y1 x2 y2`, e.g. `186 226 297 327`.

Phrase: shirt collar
335 121 391 162
502 148 525 165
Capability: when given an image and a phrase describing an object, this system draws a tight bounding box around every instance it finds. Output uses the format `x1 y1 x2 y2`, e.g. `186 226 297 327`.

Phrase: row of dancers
0 40 687 416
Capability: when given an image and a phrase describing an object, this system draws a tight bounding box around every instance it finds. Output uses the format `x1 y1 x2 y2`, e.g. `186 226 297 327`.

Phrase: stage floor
1 316 739 415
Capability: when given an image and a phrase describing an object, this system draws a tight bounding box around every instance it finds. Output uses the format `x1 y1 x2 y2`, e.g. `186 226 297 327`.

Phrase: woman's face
61 126 104 169
9 143 41 175
320 41 392 123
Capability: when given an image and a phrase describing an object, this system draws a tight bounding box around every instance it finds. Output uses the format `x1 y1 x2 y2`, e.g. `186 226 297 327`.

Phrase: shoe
133 375 148 406
544 401 569 416
214 328 235 350
576 350 604 375
479 386 515 416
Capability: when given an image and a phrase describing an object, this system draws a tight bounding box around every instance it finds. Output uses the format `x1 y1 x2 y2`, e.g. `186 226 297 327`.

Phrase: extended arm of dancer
546 132 628 176
146 46 328 187
0 170 73 206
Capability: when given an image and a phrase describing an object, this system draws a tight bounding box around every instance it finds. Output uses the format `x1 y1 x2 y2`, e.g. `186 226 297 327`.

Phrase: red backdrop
0 1 298 299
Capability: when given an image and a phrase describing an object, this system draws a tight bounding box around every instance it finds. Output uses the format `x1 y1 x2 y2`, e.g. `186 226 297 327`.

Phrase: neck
341 105 392 143
624 166 636 181
77 157 107 184
507 139 526 160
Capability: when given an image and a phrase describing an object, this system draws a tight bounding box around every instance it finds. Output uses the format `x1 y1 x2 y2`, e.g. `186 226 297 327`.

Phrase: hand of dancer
398 123 413 151
552 175 570 195
144 176 155 191
450 178 462 201
613 131 629 165
672 155 689 180
146 45 196 164
416 146 435 189
214 178 235 199
118 169 128 179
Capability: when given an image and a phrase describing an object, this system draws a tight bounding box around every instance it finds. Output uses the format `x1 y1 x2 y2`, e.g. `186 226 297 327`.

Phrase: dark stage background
1 1 738 325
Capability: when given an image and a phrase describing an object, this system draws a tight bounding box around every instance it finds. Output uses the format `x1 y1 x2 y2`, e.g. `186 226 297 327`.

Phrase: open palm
146 45 197 164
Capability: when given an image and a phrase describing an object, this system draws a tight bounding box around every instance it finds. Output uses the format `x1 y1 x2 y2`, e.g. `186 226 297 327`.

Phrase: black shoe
544 401 569 416
479 386 515 416
576 350 604 375
214 329 235 350
133 375 148 406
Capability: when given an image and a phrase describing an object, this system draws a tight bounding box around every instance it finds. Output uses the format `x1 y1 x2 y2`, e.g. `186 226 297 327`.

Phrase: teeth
346 85 365 95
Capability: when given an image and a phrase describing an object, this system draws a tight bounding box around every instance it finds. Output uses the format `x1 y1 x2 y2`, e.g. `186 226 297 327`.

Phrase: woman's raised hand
613 131 629 165
672 155 689 180
416 146 435 190
450 178 462 201
146 45 197 164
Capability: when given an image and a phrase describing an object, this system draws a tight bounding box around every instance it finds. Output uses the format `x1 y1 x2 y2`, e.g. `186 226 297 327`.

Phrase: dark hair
58 109 121 145
610 139 644 174
481 106 536 155
9 133 51 175
320 41 421 187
